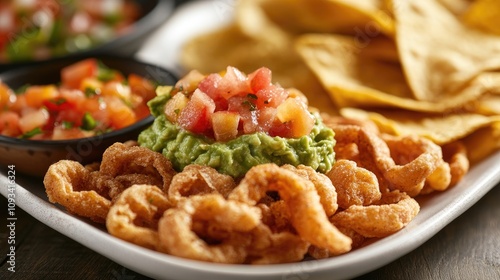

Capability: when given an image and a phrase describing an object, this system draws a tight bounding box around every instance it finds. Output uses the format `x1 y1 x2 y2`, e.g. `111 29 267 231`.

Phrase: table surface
1 1 500 279
1 180 499 280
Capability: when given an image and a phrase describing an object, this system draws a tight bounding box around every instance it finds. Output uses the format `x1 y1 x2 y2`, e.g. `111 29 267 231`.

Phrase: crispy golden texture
331 123 446 196
44 160 111 223
99 143 176 192
106 184 171 250
282 164 338 217
167 164 236 205
331 191 420 238
327 159 381 209
158 194 260 263
229 163 352 255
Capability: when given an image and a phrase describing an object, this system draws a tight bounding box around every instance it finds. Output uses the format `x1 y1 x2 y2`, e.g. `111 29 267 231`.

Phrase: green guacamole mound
138 93 336 178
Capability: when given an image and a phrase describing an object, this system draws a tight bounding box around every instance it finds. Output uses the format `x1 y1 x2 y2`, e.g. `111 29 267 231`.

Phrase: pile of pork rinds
43 115 469 264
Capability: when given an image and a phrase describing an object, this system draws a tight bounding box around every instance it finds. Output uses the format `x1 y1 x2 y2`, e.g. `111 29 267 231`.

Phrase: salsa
138 66 336 178
0 58 156 140
0 0 141 63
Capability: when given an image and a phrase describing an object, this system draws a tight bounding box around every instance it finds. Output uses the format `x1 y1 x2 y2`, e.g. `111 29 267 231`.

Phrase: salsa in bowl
0 55 177 176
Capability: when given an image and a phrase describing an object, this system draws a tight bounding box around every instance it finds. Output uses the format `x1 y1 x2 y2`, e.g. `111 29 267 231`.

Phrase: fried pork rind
106 184 171 250
167 164 236 205
158 194 261 264
331 191 420 238
229 163 352 256
43 142 178 223
281 164 338 217
99 142 176 192
326 159 381 209
247 223 310 264
332 124 444 196
44 160 111 223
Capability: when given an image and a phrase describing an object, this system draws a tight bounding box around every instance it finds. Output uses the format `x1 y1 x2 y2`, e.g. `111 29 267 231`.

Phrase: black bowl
0 55 177 177
0 0 174 73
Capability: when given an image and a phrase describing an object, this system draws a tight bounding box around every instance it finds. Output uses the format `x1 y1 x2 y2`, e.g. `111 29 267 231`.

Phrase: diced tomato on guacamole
138 66 336 178
0 58 156 140
164 66 315 141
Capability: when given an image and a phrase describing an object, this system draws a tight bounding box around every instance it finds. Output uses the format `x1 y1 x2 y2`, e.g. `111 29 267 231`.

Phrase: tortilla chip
463 0 500 35
340 107 500 145
236 0 394 37
392 0 500 101
295 33 488 112
462 122 500 165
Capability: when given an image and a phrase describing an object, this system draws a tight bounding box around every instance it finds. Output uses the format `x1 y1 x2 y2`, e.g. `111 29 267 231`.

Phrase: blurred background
0 0 192 72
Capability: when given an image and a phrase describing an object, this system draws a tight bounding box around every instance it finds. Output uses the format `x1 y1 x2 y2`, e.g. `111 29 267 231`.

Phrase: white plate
2 150 500 280
3 1 500 279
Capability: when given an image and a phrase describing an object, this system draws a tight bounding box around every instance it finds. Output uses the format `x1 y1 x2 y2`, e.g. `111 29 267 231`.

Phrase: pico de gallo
0 58 156 140
138 66 336 178
0 0 141 63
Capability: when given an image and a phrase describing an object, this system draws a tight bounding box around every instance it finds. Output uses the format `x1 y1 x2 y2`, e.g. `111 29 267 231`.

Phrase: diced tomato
19 109 49 133
43 98 75 112
101 81 131 100
24 85 59 108
0 111 21 137
128 73 156 101
61 58 98 89
248 67 272 93
80 77 103 94
198 74 228 111
178 89 215 134
212 111 240 142
103 96 136 129
54 109 84 128
175 70 206 94
276 98 315 138
257 107 277 133
0 81 16 109
164 93 189 123
255 84 288 108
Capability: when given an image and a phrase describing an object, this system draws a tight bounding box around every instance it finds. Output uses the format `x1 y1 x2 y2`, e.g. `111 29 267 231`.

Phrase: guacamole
138 93 336 178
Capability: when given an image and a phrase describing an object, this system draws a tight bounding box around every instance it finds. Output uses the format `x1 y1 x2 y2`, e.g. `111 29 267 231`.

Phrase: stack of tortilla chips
180 0 500 165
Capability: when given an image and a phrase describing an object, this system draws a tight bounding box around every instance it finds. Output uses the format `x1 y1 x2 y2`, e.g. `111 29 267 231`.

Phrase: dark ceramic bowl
0 55 177 177
0 0 174 73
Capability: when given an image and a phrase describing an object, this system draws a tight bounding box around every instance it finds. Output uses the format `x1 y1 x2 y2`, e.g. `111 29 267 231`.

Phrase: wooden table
1 181 499 280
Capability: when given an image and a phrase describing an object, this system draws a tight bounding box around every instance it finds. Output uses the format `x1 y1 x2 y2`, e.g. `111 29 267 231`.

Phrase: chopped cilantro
81 112 97 131
97 61 118 82
19 127 42 139
15 84 31 95
247 93 258 100
242 100 257 111
62 121 74 129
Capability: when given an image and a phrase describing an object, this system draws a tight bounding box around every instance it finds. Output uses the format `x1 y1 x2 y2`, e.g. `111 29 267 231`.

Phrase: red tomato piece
248 67 272 92
178 89 216 134
61 58 98 89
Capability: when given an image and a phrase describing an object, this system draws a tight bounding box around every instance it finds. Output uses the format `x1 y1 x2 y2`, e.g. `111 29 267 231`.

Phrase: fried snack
326 159 381 209
158 194 261 263
332 124 443 196
442 141 470 187
308 225 366 259
228 163 352 255
281 164 338 217
382 134 447 196
247 223 310 264
44 160 111 223
331 191 420 238
99 142 176 192
106 184 171 250
167 164 236 205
